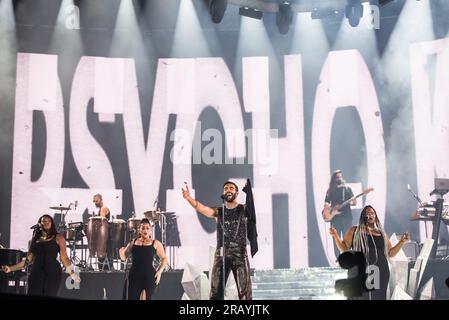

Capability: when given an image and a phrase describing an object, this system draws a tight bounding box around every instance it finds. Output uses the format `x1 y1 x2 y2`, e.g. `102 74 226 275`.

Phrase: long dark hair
31 214 58 244
140 218 151 226
326 170 342 197
352 205 389 264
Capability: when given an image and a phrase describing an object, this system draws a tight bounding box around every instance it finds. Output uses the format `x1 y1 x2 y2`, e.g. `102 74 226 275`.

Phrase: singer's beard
225 193 236 203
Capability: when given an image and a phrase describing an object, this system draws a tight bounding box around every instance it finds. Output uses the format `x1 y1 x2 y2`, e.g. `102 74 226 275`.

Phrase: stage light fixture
239 6 263 20
378 0 395 6
208 0 227 24
345 0 364 27
276 2 293 35
311 7 344 20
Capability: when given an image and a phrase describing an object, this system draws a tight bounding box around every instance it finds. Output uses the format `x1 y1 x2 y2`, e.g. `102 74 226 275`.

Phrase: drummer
93 194 110 220
92 194 112 270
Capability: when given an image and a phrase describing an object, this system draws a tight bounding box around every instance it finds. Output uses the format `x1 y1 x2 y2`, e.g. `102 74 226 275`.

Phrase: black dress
28 238 62 297
126 241 157 300
362 234 390 300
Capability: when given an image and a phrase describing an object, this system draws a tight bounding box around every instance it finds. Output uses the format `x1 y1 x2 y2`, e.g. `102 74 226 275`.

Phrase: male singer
182 180 258 300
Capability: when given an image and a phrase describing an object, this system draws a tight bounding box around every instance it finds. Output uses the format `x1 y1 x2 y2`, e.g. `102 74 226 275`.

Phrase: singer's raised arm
181 183 217 218
119 238 135 261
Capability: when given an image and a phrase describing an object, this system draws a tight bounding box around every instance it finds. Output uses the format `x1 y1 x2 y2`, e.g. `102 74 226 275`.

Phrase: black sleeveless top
362 233 390 300
216 204 247 249
98 206 110 220
365 234 386 265
30 237 62 272
130 241 157 274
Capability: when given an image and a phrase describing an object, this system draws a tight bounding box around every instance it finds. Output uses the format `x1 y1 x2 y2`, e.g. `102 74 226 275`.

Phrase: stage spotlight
378 0 395 6
208 0 227 24
239 6 263 20
311 8 344 20
345 0 364 27
276 2 293 35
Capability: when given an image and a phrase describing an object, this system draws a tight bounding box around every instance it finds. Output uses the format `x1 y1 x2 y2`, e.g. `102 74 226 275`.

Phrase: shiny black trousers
210 246 252 300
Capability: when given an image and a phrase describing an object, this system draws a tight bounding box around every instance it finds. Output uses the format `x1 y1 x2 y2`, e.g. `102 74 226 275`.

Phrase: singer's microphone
30 224 40 230
221 194 227 200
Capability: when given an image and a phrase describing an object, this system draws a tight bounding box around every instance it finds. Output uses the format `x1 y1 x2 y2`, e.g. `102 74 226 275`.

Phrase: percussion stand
83 237 88 270
96 250 111 272
424 221 429 239
70 237 84 268
159 214 173 271
70 239 76 263
77 236 87 271
429 189 448 259
87 256 95 271
169 246 176 270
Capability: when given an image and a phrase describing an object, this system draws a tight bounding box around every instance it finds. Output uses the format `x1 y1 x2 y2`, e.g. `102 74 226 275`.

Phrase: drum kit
50 205 176 271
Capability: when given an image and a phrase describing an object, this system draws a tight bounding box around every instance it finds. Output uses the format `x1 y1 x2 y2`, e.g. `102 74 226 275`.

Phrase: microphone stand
407 185 423 206
407 185 428 238
221 195 226 300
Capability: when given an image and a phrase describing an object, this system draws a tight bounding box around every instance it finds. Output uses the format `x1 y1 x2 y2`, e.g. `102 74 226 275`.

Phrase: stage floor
57 270 184 300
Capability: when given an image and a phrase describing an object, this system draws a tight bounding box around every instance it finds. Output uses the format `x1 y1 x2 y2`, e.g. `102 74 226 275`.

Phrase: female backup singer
330 205 410 300
119 218 168 300
1 214 80 297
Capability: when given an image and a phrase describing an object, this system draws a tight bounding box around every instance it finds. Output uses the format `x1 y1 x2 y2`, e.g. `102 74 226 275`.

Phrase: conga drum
125 218 141 244
87 217 109 258
109 219 126 259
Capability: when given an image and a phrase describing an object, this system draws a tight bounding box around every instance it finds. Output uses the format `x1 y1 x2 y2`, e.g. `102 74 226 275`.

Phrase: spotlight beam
227 0 373 14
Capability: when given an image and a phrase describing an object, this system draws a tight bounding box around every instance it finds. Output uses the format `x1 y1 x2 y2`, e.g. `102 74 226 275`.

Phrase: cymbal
143 211 176 221
143 210 176 215
144 210 161 221
49 206 71 211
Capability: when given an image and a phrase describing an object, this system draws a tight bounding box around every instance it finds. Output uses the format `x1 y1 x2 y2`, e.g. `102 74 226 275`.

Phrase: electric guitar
322 187 374 222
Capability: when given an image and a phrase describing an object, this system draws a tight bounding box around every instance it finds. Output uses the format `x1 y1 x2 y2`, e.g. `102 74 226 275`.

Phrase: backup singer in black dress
330 205 410 300
1 215 80 297
119 218 168 300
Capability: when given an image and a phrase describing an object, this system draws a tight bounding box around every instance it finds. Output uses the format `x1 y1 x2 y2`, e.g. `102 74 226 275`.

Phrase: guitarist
324 170 356 258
